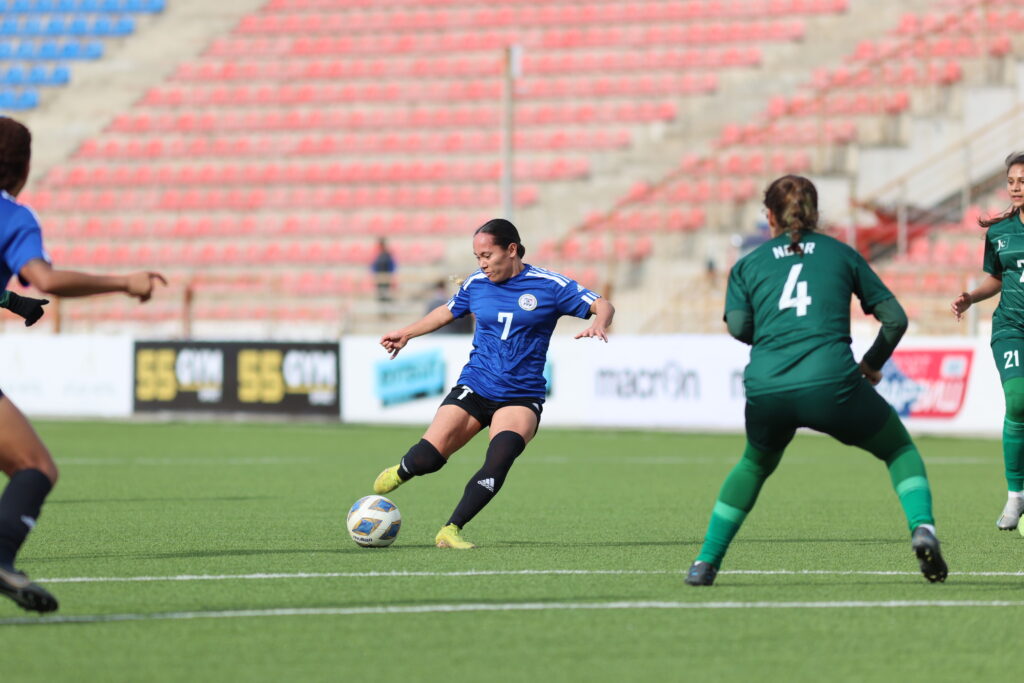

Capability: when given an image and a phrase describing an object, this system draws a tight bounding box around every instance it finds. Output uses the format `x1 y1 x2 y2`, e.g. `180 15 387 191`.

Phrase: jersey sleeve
723 260 752 317
556 278 600 318
3 207 47 285
446 276 474 319
983 230 1002 277
850 250 894 314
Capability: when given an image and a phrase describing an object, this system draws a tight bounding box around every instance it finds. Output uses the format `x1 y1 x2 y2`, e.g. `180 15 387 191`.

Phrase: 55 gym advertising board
134 341 340 415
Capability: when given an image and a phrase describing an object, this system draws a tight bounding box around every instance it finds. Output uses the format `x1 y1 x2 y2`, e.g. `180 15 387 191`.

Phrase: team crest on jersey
998 238 1008 251
518 293 538 311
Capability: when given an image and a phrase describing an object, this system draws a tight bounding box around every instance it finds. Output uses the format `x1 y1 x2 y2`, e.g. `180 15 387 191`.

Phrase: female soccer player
952 151 1024 531
372 218 614 548
685 175 946 586
0 117 165 612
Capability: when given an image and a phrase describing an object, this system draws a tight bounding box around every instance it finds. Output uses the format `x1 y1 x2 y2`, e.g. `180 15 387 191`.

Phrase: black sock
448 431 526 528
398 439 446 481
0 469 53 569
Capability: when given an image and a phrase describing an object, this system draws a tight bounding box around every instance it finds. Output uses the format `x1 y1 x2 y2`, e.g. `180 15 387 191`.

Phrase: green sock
1001 378 1024 492
857 409 934 531
1003 418 1024 492
695 442 782 568
887 448 933 531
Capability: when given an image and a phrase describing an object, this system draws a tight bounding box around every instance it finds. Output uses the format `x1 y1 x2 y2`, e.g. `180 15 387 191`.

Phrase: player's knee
741 442 782 478
479 431 527 492
4 446 57 484
1006 388 1024 423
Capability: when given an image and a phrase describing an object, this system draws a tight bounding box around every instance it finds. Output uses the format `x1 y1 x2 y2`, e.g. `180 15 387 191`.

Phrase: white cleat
996 497 1024 530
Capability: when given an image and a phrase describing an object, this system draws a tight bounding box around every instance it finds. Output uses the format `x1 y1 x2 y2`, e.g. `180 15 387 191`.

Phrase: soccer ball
347 495 402 547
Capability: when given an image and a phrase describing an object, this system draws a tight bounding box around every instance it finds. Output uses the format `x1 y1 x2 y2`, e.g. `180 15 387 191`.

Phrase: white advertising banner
341 334 1003 437
0 335 133 417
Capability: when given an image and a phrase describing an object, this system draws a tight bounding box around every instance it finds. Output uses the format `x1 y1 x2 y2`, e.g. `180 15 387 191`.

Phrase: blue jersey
0 190 46 285
447 264 600 400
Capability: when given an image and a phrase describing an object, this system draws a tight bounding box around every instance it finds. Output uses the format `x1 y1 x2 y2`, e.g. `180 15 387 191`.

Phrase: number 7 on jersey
778 264 812 316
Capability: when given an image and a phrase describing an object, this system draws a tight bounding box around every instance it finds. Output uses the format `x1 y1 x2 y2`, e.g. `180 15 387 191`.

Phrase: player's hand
574 324 609 342
859 360 882 386
951 292 972 322
3 292 48 326
126 272 167 302
380 331 410 359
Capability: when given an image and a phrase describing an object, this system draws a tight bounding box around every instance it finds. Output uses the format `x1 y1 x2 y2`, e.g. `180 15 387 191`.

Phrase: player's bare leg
0 397 58 612
374 405 482 494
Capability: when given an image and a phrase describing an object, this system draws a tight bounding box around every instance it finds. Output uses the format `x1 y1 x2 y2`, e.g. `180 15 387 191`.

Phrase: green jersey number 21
779 264 812 317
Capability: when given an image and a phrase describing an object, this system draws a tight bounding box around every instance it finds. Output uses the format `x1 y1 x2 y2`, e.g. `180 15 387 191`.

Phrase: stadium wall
0 335 1000 437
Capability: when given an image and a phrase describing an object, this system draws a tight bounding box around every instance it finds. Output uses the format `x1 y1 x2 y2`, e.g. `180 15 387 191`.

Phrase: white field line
4 599 1024 626
34 568 1024 585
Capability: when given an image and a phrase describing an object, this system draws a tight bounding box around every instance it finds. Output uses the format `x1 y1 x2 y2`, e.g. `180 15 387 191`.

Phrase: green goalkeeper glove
0 290 49 326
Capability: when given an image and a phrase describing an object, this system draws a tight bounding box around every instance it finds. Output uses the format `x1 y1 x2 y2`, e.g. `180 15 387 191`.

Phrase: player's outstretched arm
19 259 167 301
575 298 614 342
0 290 48 326
859 297 908 385
951 274 1001 322
380 304 456 359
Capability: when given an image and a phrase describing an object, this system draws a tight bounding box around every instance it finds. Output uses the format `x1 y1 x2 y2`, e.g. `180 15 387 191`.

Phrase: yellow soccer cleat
373 465 404 495
435 523 476 549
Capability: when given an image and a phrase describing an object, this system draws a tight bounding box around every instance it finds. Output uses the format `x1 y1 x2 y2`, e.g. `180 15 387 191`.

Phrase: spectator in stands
686 175 945 587
425 278 473 334
951 151 1024 531
371 237 396 318
372 218 614 550
0 117 165 613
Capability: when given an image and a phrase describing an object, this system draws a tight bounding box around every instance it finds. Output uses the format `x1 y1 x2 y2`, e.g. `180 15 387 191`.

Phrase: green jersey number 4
779 264 812 316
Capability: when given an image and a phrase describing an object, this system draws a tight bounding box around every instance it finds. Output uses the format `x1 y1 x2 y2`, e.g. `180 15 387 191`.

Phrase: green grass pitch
1 420 1019 682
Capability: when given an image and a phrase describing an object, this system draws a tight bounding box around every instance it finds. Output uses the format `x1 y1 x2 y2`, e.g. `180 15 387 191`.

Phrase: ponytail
764 175 819 256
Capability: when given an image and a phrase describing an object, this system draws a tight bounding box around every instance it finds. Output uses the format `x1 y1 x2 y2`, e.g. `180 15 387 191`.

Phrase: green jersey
725 231 894 396
983 216 1024 342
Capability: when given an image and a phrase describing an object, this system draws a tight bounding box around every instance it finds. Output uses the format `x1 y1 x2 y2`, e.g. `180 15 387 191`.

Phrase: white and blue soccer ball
347 495 402 547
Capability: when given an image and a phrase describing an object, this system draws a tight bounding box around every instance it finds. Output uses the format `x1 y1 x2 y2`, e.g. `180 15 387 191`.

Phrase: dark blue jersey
447 264 600 400
0 190 47 285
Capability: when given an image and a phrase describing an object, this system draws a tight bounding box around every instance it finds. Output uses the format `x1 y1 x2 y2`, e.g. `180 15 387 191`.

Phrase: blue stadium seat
36 0 56 11
57 0 76 10
27 65 48 85
14 89 39 109
82 40 102 58
0 19 20 36
0 43 13 59
69 17 88 35
15 41 34 58
10 0 31 12
92 16 112 35
3 66 26 85
78 0 99 11
56 39 77 58
46 17 66 35
51 64 69 83
22 18 43 36
39 40 59 59
143 0 163 12
114 16 134 34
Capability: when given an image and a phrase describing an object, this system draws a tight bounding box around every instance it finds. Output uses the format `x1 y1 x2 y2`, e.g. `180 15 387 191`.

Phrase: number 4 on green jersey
778 263 812 316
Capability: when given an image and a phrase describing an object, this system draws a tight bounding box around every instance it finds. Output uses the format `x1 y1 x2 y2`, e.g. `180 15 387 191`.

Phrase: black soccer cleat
684 561 718 586
0 566 58 613
911 526 948 584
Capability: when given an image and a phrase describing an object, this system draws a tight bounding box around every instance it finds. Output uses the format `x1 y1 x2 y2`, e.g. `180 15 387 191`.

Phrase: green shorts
991 337 1024 385
745 377 893 453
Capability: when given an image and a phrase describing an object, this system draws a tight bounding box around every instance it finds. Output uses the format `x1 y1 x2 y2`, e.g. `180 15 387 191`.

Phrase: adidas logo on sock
20 516 35 530
477 477 495 492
